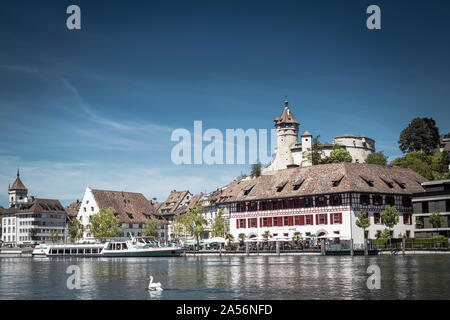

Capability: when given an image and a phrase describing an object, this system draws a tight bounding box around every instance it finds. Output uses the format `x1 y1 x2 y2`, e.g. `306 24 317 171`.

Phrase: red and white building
218 163 427 244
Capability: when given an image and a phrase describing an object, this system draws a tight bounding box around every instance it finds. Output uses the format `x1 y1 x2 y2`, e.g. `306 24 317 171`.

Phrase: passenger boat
32 235 184 257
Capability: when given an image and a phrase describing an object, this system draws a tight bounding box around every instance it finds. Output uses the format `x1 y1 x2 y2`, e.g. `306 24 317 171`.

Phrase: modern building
217 163 427 244
2 197 67 245
2 171 67 245
412 179 450 237
263 99 375 173
76 187 165 240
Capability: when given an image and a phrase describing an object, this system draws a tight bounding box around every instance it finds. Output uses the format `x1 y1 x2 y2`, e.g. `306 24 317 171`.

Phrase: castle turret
269 98 300 170
8 169 28 208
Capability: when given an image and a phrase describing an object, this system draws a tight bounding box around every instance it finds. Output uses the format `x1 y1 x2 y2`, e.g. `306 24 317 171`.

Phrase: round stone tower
269 98 300 171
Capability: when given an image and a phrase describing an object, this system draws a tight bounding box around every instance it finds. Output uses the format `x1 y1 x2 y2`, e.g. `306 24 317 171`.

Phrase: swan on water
148 276 163 291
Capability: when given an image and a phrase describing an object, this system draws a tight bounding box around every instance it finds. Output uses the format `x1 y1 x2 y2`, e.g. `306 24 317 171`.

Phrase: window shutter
300 215 305 225
324 214 328 224
330 213 334 224
268 217 272 227
288 216 293 226
315 214 319 225
236 219 239 229
339 213 342 224
260 217 263 227
278 216 282 226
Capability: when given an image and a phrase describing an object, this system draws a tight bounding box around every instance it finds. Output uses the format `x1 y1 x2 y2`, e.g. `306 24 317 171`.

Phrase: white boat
32 235 184 257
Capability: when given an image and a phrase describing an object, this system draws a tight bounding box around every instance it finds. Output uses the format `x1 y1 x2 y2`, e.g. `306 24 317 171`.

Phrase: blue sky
1 0 449 207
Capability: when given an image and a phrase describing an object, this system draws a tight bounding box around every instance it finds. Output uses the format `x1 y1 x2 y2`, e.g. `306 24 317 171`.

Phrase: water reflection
0 255 448 299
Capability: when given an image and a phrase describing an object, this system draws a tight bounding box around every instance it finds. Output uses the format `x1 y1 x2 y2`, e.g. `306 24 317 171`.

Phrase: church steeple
8 168 28 208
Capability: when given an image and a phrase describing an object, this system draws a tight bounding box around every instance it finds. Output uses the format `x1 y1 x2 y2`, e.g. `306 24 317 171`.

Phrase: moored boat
32 235 183 257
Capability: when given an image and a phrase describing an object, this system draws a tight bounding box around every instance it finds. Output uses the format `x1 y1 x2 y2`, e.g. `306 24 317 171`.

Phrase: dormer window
332 176 344 187
127 213 134 219
394 179 406 189
381 178 394 188
243 184 255 196
293 178 305 191
360 175 374 187
276 181 287 192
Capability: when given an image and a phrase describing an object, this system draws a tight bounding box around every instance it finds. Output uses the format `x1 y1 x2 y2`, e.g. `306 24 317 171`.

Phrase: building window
403 214 412 225
402 197 412 207
236 219 246 229
305 215 312 225
283 216 289 226
294 216 300 225
385 196 395 206
316 214 327 225
330 194 342 206
330 213 342 224
373 195 383 206
422 202 429 213
304 197 313 208
374 213 382 224
248 218 257 228
316 196 327 207
83 207 86 212
91 207 94 212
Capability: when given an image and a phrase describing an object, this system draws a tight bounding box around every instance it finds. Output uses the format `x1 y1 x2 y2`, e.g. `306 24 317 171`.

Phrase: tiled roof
217 163 428 203
91 189 157 224
4 198 66 214
157 190 191 215
274 100 299 126
10 177 27 191
66 200 81 218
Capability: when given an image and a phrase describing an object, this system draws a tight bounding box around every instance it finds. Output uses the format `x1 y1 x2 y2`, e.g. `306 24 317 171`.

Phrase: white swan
148 276 163 291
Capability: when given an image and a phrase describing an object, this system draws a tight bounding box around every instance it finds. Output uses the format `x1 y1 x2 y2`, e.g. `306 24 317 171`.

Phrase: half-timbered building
217 163 427 244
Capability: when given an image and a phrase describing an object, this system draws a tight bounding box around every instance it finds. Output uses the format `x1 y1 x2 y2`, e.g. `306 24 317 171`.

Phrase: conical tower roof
274 98 300 126
9 169 27 191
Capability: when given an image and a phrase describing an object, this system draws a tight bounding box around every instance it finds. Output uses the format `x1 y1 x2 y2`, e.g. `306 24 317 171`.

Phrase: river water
0 255 448 299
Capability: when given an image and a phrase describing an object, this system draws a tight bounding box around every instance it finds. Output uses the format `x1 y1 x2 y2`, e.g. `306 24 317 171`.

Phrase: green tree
355 211 371 238
304 135 325 165
238 233 246 244
88 207 123 238
142 218 161 238
171 214 187 240
49 229 60 243
398 118 437 154
225 233 234 245
379 228 392 240
365 151 388 165
211 209 228 237
292 231 302 245
327 145 352 163
179 202 207 249
69 218 84 243
250 162 262 178
391 150 449 180
429 212 443 236
380 205 399 234
262 230 272 240
28 228 37 241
